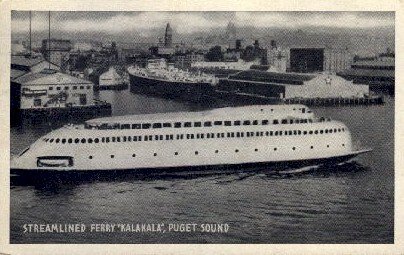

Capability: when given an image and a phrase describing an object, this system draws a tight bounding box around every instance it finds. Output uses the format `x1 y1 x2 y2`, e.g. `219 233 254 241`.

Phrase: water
10 89 394 243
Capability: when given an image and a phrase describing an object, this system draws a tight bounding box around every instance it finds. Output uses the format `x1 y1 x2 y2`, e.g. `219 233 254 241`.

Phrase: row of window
49 85 91 91
87 144 346 159
44 128 346 144
85 118 330 130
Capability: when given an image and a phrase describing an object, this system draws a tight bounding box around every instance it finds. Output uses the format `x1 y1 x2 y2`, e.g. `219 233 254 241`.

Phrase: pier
12 100 112 127
282 96 384 106
214 90 384 106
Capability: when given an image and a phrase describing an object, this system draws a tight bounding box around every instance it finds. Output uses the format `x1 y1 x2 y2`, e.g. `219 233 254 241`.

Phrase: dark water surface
10 89 394 243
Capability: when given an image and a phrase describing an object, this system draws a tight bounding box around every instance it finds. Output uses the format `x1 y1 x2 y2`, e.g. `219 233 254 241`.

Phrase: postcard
0 0 403 254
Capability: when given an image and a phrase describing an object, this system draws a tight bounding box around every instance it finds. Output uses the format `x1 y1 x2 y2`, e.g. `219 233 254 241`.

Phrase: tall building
235 39 242 50
290 48 324 73
323 48 352 73
266 40 289 73
240 40 267 64
172 51 205 69
41 39 72 70
150 23 175 57
164 23 173 47
225 21 237 40
268 48 289 73
289 47 352 73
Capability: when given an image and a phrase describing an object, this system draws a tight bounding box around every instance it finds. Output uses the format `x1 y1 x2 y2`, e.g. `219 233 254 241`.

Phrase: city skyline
12 11 394 36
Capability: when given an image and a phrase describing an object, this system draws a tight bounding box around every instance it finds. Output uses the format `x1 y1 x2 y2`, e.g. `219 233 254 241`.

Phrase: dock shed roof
13 69 93 86
228 70 316 85
337 68 394 79
352 60 394 68
11 55 44 67
10 69 28 80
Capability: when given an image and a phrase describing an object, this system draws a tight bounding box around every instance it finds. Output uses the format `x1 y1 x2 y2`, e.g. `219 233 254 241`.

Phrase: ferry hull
10 149 369 176
129 73 215 101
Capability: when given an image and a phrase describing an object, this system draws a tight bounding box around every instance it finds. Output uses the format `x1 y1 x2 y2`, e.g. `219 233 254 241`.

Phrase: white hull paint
11 104 370 173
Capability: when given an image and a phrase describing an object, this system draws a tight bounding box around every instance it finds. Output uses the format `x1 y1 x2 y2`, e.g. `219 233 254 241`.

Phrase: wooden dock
12 100 112 126
282 96 384 106
214 90 384 106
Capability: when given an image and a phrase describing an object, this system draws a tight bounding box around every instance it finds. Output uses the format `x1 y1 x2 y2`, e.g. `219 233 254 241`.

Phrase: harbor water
10 89 394 243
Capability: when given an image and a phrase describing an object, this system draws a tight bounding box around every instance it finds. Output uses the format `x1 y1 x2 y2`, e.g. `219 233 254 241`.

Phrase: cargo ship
128 59 218 101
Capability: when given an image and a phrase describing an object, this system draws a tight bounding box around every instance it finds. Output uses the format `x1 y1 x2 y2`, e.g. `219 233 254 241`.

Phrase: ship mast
48 11 50 69
29 11 32 57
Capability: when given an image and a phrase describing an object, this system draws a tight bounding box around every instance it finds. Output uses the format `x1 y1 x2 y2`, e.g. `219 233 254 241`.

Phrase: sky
11 11 395 36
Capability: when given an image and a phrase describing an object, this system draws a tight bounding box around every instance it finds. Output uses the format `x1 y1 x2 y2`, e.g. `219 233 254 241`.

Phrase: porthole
235 149 239 153
342 144 345 147
255 148 258 152
81 138 86 143
195 151 198 155
314 130 318 134
215 150 219 153
55 138 60 143
49 138 54 143
132 154 136 157
74 138 79 143
292 147 296 150
62 139 66 144
94 138 99 143
174 152 178 155
68 138 72 143
310 146 314 149
88 138 93 143
154 153 157 156
327 145 330 148
89 156 93 159
274 148 277 151
110 155 114 158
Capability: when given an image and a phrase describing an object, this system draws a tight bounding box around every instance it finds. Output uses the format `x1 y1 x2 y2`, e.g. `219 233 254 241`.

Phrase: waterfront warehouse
218 70 369 99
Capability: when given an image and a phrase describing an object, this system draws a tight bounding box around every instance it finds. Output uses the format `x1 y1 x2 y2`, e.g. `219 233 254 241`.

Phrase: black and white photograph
3 2 398 249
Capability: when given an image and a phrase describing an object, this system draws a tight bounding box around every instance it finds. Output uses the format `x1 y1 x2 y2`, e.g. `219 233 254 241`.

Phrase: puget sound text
22 223 230 233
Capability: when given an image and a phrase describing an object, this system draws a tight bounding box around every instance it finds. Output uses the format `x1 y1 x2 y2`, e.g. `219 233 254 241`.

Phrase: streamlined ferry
11 104 370 174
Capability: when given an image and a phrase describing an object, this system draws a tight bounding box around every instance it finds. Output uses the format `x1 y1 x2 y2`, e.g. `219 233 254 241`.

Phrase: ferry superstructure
128 59 218 101
11 104 370 173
